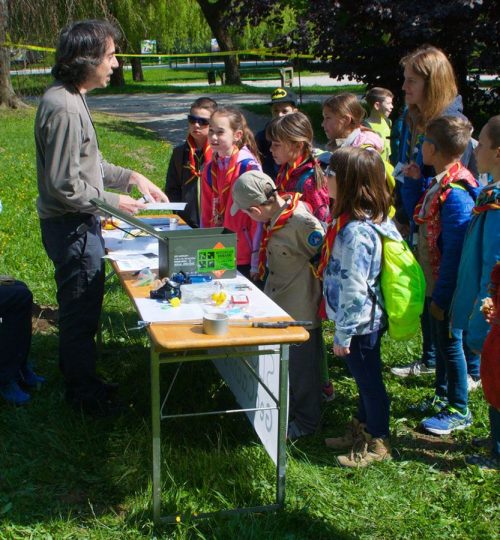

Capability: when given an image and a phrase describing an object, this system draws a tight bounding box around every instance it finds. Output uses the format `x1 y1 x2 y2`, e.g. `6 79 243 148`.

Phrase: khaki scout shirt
264 200 325 328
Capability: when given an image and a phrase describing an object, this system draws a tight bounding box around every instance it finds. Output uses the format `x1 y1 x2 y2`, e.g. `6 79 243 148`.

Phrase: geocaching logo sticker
271 88 287 100
307 230 322 247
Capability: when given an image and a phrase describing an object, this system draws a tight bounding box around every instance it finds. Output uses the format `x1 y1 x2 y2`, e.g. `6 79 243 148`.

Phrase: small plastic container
203 313 229 335
169 217 178 230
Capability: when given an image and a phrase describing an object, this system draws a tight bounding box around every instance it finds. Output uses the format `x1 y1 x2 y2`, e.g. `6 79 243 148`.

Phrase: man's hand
129 172 169 203
402 162 421 180
118 195 146 215
430 301 445 321
333 343 350 357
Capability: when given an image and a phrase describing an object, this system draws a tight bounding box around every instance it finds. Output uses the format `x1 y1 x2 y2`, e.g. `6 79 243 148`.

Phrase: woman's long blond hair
400 46 458 130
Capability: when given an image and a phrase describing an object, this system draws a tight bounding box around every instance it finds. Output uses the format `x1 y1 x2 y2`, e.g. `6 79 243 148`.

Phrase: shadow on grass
151 507 357 539
95 117 163 144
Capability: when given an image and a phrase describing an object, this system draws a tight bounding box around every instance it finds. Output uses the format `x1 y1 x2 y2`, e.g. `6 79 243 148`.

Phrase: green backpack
378 236 426 340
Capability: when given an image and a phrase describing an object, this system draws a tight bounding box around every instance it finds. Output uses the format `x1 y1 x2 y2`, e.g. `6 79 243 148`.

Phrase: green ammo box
158 227 237 279
90 198 237 279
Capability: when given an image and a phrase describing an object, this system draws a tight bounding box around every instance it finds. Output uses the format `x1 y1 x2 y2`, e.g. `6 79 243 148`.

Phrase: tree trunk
197 0 241 85
110 56 125 87
0 0 25 108
131 57 144 82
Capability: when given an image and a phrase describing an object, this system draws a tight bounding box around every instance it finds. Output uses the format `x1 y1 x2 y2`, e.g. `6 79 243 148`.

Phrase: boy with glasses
165 97 218 227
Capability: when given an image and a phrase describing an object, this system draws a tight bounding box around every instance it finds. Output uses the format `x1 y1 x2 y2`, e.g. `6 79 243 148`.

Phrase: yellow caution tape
1 41 314 60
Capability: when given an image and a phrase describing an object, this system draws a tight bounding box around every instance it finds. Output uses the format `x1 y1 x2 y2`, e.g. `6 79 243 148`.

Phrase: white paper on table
103 235 158 254
133 276 290 323
144 202 187 211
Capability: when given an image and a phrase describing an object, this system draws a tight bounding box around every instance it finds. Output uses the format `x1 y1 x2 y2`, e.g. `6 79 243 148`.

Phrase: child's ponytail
266 112 324 189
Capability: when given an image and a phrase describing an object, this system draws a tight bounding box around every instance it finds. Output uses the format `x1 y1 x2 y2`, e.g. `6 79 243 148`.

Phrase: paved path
86 92 273 146
82 73 362 145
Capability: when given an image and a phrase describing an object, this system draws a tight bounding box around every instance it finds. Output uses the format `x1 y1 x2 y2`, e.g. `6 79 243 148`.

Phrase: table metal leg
276 344 289 506
151 348 162 524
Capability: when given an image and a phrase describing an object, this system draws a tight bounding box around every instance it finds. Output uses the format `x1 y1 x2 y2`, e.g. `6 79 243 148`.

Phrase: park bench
208 65 293 87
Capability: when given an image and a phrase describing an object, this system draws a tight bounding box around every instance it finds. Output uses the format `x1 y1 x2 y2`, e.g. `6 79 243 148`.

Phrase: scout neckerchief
472 181 500 214
211 146 240 226
275 155 313 192
315 212 351 319
258 192 301 280
185 135 212 186
413 162 478 279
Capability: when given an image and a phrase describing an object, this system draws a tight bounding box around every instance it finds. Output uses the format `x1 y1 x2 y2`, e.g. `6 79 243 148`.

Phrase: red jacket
201 146 261 265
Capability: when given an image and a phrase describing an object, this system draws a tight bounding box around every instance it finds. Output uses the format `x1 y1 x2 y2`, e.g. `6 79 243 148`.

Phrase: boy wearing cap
256 88 299 179
165 97 218 228
231 170 324 440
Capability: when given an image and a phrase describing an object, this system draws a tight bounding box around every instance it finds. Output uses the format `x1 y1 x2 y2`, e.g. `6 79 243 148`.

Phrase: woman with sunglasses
164 97 218 228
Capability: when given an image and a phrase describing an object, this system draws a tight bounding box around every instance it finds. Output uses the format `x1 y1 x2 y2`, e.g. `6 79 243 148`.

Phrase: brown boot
337 428 392 468
325 417 365 450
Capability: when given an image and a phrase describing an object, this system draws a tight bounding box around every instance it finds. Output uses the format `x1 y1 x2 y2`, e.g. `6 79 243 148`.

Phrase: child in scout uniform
165 97 218 228
412 116 480 435
255 87 299 179
230 170 325 440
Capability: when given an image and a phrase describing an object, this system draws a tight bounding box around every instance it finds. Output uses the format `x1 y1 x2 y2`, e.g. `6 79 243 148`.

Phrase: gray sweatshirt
35 82 132 219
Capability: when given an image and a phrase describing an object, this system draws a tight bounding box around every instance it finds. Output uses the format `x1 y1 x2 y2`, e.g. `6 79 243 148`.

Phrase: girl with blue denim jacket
321 147 402 468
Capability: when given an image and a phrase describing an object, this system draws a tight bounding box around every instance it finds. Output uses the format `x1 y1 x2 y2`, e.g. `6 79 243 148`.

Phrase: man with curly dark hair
35 20 168 416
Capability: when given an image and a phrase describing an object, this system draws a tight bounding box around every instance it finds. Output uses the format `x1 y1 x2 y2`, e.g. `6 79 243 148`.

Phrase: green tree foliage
287 0 499 126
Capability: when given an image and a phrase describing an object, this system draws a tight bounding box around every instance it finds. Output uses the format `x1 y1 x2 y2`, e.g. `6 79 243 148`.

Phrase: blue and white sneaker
410 394 448 414
19 365 46 388
421 407 472 435
0 381 31 405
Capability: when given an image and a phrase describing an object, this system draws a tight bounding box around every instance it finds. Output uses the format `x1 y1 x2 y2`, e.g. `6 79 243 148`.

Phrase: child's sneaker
0 381 31 405
391 360 434 378
325 417 365 450
467 375 482 392
410 394 448 414
337 428 392 468
465 454 499 471
321 381 335 402
421 406 472 435
19 365 46 388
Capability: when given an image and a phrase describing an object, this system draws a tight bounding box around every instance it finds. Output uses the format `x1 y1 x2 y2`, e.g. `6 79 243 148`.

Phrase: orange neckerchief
316 212 350 319
315 212 350 280
413 162 477 278
275 154 308 192
210 146 239 226
185 135 212 185
258 192 301 280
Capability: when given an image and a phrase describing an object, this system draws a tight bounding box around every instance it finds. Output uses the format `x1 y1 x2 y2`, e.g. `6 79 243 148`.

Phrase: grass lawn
9 65 364 98
0 107 498 539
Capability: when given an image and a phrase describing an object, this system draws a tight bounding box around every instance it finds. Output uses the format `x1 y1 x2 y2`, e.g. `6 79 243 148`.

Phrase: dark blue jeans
343 329 389 438
0 280 32 383
490 406 500 459
464 332 480 379
431 310 468 412
421 297 436 368
40 214 106 400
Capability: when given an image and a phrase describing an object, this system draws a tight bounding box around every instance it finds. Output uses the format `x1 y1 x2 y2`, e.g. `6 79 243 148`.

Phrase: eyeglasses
187 114 210 126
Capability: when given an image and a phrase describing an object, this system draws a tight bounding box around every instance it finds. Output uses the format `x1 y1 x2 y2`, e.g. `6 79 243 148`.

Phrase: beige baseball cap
230 171 277 216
